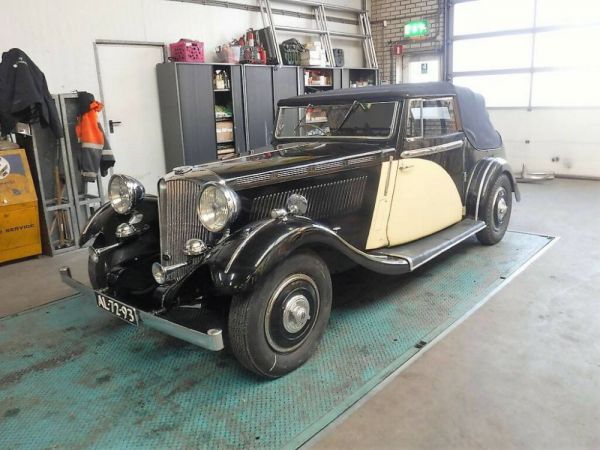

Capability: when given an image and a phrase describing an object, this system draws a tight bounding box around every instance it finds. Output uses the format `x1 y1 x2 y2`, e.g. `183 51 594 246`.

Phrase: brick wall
370 0 445 83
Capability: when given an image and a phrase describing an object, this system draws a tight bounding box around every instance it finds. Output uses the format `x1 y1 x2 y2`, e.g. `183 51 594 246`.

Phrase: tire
228 250 332 378
476 173 513 245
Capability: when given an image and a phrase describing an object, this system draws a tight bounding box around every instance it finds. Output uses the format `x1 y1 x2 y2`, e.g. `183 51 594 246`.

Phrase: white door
96 43 165 195
404 55 441 83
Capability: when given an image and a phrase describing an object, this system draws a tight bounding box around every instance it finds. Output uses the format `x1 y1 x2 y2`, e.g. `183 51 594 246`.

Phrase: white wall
0 0 364 96
490 108 600 179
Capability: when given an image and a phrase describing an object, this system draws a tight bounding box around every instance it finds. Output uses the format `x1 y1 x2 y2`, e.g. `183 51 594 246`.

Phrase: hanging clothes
0 48 62 138
75 91 115 182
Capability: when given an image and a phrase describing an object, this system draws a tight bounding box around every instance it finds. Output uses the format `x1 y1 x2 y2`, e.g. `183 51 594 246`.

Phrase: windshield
275 101 398 140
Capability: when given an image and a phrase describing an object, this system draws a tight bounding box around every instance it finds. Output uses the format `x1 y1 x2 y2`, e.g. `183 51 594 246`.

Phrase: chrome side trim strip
475 159 496 220
400 140 464 159
464 159 481 201
226 148 396 186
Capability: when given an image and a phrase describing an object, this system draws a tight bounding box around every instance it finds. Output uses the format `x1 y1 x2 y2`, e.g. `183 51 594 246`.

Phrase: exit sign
404 20 429 38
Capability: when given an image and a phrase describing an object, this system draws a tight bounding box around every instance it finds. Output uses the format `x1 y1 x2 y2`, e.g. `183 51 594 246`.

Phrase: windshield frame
274 101 401 142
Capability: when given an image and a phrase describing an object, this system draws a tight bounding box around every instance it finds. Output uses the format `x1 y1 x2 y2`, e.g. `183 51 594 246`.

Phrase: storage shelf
217 140 235 144
214 88 231 92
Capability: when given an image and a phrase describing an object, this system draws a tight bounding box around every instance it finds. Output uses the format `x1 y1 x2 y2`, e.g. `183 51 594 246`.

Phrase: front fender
80 196 159 247
466 157 521 220
206 216 409 295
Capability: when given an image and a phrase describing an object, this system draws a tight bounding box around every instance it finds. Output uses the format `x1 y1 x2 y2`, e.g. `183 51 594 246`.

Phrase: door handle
108 120 122 133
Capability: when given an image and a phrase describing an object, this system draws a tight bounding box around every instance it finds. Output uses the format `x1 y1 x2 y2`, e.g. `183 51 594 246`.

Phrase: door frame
401 51 442 84
93 39 167 144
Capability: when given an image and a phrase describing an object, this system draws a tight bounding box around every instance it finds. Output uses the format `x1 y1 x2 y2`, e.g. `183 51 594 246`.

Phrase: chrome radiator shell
158 178 209 282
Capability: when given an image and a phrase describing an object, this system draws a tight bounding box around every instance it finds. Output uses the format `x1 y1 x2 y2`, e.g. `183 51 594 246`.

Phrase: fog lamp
184 238 207 256
115 222 136 239
286 194 308 215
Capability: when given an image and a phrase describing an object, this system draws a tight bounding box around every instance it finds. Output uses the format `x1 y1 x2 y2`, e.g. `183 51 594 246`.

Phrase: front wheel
228 251 332 378
476 173 513 245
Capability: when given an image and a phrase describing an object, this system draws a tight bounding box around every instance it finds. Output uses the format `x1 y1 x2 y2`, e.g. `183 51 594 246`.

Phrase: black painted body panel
80 84 520 314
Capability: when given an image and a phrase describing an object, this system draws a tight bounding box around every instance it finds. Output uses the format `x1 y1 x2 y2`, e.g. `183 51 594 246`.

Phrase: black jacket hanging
0 48 62 138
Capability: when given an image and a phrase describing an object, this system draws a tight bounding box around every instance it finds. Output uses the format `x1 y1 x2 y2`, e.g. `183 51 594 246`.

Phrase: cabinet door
230 65 247 155
333 68 342 90
341 69 351 89
177 64 216 165
244 65 275 151
273 66 299 118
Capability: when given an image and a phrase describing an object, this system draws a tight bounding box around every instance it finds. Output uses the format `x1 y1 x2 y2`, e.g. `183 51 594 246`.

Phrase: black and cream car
61 82 520 378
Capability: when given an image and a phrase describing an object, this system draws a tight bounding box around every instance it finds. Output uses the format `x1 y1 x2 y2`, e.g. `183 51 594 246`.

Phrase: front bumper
59 266 224 351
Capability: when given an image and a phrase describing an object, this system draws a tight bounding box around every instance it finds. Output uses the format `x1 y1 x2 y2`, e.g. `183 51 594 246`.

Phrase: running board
369 219 486 271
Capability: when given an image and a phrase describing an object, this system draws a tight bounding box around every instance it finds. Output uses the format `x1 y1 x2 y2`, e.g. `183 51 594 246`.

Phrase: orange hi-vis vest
75 100 104 149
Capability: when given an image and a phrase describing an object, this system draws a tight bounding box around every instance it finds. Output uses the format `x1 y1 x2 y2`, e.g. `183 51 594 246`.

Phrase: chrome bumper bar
59 266 224 351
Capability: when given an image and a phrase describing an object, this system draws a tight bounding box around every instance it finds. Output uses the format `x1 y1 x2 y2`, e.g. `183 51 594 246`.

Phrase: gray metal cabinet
244 65 275 151
157 63 216 169
333 68 342 90
230 65 247 155
157 64 380 163
341 68 379 89
272 66 300 124
178 64 216 166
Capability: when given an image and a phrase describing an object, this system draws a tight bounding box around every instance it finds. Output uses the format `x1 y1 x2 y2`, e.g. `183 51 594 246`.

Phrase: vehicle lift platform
0 231 555 449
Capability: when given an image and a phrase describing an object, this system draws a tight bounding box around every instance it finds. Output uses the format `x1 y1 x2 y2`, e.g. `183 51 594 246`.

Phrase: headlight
108 174 145 215
197 183 239 232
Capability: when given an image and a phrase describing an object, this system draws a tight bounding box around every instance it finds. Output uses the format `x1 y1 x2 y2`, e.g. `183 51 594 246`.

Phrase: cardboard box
0 149 41 263
216 120 234 143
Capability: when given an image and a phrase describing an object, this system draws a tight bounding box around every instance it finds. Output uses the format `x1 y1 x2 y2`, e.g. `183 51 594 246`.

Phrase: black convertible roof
278 81 457 106
278 81 502 150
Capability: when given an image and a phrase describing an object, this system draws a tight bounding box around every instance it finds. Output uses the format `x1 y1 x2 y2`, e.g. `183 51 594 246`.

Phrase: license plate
96 293 139 325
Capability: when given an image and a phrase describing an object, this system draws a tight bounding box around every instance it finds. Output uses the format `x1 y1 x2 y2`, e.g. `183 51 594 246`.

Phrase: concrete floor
1 179 599 448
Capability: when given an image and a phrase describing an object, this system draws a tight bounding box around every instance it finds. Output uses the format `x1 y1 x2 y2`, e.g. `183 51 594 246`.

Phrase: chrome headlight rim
197 181 240 233
108 174 145 215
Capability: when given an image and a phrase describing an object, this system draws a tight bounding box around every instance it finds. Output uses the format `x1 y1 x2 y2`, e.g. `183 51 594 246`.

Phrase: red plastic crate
169 39 205 63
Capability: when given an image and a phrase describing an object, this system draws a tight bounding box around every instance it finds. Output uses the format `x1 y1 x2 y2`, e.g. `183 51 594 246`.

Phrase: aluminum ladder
257 0 378 69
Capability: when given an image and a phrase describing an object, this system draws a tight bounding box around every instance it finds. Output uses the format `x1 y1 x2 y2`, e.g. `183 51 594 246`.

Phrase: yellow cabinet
0 148 42 263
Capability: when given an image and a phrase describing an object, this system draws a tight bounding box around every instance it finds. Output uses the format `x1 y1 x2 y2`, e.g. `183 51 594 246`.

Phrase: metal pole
264 0 283 65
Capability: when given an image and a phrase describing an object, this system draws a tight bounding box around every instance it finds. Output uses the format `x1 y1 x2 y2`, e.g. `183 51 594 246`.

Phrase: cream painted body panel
365 157 463 250
365 158 398 250
386 158 462 246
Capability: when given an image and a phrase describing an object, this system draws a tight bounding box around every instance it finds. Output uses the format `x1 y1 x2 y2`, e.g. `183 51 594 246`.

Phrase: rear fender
465 157 520 220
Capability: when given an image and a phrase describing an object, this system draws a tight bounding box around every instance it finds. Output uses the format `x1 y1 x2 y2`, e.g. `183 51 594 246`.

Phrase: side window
406 98 458 139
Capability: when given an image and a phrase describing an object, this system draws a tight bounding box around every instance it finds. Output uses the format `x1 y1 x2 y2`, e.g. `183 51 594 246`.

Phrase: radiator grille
249 176 368 222
159 179 208 282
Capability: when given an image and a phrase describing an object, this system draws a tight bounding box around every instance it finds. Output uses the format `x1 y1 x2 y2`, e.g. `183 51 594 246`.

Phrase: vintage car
61 82 520 378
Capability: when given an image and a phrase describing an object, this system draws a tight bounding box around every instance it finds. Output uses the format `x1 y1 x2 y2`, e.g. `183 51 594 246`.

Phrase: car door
385 97 465 246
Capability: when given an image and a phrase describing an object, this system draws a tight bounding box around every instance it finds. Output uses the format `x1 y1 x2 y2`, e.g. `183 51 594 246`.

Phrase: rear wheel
476 173 513 245
228 251 332 378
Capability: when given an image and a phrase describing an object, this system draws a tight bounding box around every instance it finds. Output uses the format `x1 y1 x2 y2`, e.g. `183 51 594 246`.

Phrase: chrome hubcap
265 274 319 353
497 197 508 221
282 295 311 333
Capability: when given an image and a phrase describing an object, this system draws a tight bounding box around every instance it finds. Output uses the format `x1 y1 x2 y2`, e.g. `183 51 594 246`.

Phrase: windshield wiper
332 101 366 134
293 103 314 133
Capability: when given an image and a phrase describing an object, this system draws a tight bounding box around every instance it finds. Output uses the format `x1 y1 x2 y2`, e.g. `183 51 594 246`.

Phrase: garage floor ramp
0 231 554 449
